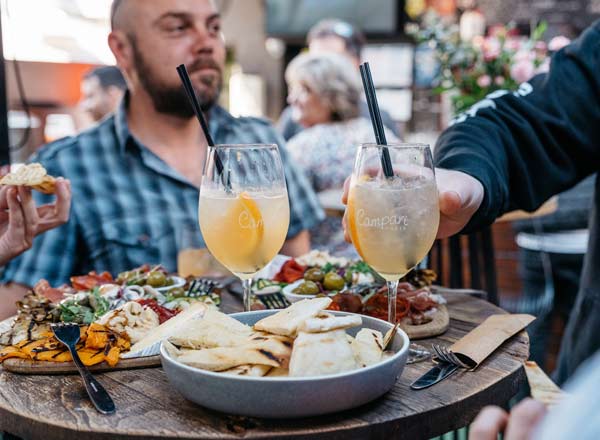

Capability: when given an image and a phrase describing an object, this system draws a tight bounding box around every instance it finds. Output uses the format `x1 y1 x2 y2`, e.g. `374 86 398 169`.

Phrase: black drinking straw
359 62 394 178
176 64 227 184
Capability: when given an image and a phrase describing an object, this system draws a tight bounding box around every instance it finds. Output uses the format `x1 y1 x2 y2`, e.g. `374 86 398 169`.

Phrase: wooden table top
0 291 529 440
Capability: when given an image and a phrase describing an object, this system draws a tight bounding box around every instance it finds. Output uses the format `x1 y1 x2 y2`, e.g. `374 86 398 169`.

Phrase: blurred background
2 0 596 162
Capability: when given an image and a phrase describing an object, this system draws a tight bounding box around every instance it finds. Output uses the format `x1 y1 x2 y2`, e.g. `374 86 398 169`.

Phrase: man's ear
108 30 132 71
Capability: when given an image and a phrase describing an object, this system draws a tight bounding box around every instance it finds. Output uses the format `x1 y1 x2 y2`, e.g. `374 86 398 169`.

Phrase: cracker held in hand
0 163 56 194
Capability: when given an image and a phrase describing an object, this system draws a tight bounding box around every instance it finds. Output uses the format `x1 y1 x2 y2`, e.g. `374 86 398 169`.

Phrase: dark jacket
435 21 600 384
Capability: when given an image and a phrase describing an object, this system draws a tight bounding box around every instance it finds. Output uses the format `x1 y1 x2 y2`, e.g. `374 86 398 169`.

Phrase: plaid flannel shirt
1 98 324 287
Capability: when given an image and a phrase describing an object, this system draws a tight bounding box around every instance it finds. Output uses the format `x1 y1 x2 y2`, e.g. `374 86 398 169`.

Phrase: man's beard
131 39 222 118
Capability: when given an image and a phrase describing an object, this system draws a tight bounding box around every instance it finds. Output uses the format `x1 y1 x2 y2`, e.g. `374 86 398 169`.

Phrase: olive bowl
160 310 409 418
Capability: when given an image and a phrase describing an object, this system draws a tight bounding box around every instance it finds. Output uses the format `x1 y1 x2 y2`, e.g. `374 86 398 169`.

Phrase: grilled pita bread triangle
289 329 357 377
298 314 362 333
254 297 332 336
351 328 383 367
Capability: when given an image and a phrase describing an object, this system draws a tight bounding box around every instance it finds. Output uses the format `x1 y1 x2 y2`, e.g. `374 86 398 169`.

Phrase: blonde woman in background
285 52 398 255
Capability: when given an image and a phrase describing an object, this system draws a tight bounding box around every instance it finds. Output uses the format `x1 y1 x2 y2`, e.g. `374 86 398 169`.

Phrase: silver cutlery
432 344 472 369
410 344 472 390
51 323 116 414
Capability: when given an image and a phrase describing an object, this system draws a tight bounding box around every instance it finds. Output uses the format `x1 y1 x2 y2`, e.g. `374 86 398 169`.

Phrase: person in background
79 65 127 124
277 18 400 141
285 52 397 255
0 0 323 319
0 182 71 267
512 176 594 371
507 35 591 372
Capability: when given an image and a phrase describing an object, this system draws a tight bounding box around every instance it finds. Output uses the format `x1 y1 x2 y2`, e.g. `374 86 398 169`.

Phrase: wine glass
347 143 439 361
199 144 290 311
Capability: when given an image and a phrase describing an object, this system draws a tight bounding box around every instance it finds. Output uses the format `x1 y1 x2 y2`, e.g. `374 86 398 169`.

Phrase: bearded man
0 0 324 318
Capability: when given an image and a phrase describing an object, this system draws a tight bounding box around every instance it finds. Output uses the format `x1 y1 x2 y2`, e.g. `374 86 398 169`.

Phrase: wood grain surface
0 291 530 440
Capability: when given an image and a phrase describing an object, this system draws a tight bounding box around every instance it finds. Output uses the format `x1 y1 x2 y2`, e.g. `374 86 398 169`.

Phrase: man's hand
469 399 547 440
435 168 484 239
0 178 71 266
341 169 484 242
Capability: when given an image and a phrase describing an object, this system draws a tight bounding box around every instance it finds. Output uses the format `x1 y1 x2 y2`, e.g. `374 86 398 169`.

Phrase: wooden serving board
399 304 449 340
1 316 161 374
1 355 161 375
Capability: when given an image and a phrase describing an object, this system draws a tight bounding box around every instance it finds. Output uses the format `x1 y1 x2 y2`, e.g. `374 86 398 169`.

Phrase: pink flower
483 38 501 61
510 58 535 83
535 58 551 74
477 75 492 88
505 38 522 52
548 36 571 52
495 76 505 86
472 35 485 50
488 25 507 38
514 50 535 62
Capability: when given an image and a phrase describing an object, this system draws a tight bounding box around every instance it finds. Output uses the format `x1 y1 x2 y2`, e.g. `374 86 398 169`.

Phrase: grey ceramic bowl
160 310 409 418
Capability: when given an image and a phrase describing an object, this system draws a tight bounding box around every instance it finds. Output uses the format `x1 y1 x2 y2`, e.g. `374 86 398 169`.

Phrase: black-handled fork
51 323 116 415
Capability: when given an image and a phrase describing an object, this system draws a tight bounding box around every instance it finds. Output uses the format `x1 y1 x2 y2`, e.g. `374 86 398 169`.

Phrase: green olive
168 287 186 298
147 271 167 287
292 281 320 295
116 270 132 283
323 272 345 291
343 270 353 284
304 268 325 282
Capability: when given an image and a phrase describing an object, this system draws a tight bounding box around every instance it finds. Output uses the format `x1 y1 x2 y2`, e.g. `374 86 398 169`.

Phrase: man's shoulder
214 107 281 144
231 114 276 131
213 106 273 128
33 135 78 163
33 118 117 163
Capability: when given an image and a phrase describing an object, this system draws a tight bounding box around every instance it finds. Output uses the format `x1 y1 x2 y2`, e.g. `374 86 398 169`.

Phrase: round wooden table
0 292 529 440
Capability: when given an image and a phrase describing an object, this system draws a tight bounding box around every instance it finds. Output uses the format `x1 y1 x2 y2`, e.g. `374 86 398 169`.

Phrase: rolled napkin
450 314 535 369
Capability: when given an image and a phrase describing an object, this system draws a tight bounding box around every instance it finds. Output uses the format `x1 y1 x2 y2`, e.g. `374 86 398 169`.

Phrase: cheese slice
121 302 208 358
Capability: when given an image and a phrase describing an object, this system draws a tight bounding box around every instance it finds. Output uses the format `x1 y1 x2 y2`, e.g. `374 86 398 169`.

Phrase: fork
51 323 116 414
432 344 472 369
256 291 291 309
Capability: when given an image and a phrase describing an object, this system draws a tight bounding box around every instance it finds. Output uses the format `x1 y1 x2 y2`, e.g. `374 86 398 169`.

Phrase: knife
410 361 459 390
